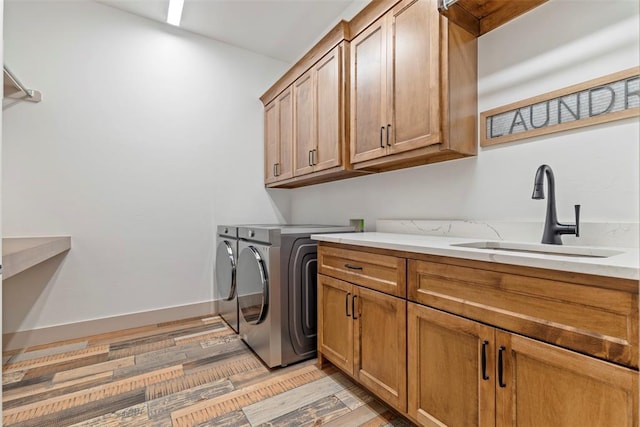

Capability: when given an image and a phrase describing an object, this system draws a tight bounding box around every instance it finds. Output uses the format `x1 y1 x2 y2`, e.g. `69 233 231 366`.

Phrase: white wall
290 0 640 229
2 0 290 332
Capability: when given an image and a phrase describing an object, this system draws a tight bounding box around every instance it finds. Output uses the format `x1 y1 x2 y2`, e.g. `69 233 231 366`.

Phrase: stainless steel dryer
215 225 239 332
236 224 353 368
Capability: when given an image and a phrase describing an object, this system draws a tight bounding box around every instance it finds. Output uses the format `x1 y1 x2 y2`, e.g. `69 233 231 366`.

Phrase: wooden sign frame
480 67 640 147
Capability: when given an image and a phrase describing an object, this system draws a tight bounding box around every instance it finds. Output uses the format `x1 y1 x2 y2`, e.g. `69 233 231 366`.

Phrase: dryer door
215 239 236 301
288 239 318 357
237 246 269 325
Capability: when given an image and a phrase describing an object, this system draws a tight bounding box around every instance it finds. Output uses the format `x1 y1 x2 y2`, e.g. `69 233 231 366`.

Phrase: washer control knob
224 227 228 234
248 230 255 238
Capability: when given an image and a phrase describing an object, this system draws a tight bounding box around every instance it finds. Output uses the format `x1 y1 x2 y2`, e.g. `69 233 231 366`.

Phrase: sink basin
451 241 623 258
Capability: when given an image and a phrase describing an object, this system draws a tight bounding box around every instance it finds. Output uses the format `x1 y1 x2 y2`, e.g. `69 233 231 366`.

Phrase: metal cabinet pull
313 149 317 165
352 295 358 320
380 126 385 148
498 346 507 388
273 163 277 177
344 264 363 270
345 292 351 317
309 150 313 167
481 340 489 380
386 124 391 146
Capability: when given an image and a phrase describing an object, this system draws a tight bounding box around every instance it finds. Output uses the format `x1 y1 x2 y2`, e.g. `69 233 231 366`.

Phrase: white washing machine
236 224 353 368
215 225 239 333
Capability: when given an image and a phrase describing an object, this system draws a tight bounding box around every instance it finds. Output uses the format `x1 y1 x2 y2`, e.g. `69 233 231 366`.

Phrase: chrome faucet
531 165 580 245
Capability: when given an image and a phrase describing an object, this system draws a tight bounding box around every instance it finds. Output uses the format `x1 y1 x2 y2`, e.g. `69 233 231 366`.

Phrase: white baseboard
2 300 217 351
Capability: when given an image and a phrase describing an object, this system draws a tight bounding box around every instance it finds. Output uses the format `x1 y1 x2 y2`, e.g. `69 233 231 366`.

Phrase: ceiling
98 0 368 64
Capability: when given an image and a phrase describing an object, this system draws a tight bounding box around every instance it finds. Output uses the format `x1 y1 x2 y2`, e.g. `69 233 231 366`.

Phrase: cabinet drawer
319 244 406 297
408 259 639 368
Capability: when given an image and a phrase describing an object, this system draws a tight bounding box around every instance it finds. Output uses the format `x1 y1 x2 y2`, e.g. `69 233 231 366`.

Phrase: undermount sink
451 241 623 258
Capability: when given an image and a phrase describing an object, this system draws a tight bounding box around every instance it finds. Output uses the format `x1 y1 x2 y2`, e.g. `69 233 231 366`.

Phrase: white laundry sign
480 68 639 147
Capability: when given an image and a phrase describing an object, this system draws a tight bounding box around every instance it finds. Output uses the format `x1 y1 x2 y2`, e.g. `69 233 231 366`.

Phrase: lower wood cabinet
408 302 639 427
496 331 638 427
318 274 407 412
407 302 494 426
318 243 638 426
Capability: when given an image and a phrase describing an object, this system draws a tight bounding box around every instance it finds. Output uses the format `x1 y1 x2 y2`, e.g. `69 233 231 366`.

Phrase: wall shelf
2 237 71 280
3 66 42 103
438 0 549 37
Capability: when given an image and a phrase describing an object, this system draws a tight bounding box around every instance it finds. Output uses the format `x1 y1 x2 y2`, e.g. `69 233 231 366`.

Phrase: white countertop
311 232 640 280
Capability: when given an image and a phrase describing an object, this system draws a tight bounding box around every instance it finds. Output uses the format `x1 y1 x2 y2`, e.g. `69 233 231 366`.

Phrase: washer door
238 246 269 325
215 240 236 301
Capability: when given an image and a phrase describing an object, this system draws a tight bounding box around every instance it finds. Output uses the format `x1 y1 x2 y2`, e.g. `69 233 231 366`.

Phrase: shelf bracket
3 66 42 103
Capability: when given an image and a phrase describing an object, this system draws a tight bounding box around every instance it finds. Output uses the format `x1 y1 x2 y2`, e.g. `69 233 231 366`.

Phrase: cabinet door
407 303 495 427
293 70 315 177
387 0 441 155
318 275 354 375
314 45 343 172
354 286 407 412
264 101 279 184
496 331 639 427
277 87 294 180
350 18 388 164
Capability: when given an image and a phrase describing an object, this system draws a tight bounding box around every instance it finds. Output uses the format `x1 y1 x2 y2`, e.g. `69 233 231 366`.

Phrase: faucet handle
574 204 581 237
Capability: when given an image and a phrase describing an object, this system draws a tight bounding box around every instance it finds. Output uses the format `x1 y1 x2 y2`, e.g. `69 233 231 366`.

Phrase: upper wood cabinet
350 0 477 171
261 22 365 188
293 70 315 177
260 0 479 188
264 87 293 184
293 44 346 178
351 0 441 164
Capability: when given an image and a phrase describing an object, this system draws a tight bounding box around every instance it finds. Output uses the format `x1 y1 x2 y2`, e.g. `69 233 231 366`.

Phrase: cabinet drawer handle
380 126 385 148
309 150 313 167
352 295 358 320
481 340 489 380
386 124 391 146
345 292 351 318
344 264 363 270
498 346 507 388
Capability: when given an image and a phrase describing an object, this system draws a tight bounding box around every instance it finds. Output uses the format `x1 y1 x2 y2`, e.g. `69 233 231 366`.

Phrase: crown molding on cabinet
260 21 350 107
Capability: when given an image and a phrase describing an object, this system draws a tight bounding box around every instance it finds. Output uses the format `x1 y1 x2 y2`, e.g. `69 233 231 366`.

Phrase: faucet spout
531 165 579 245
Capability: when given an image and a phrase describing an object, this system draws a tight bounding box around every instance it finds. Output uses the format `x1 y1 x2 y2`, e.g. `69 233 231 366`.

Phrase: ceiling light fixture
167 0 184 26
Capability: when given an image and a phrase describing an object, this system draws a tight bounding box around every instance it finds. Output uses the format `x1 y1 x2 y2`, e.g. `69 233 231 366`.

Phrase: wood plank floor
2 316 413 426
